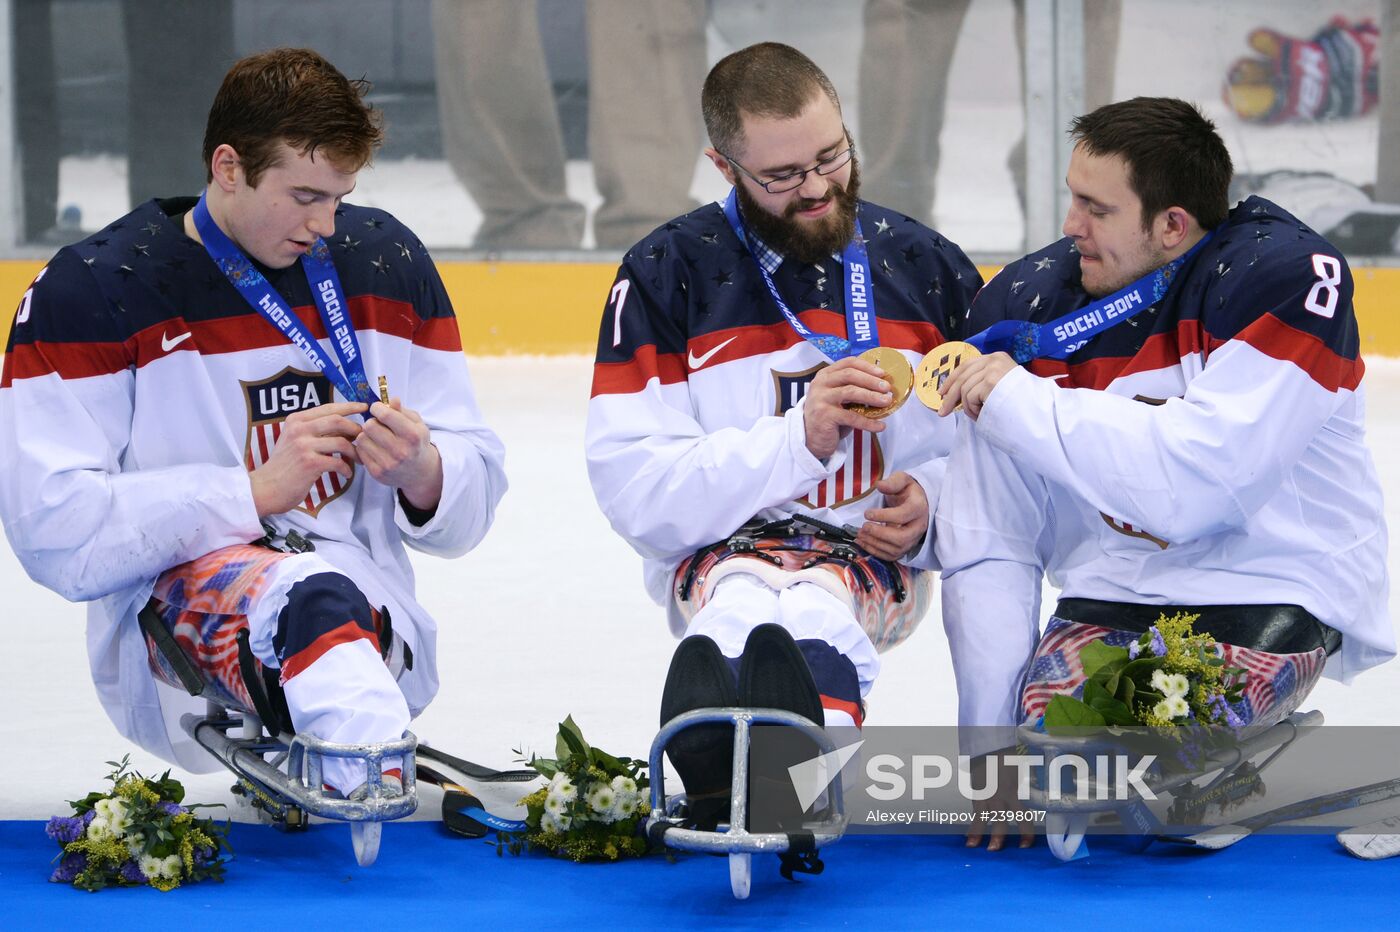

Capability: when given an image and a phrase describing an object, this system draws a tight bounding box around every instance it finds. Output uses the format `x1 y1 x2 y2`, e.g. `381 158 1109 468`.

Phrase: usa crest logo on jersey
242 368 352 516
773 364 884 508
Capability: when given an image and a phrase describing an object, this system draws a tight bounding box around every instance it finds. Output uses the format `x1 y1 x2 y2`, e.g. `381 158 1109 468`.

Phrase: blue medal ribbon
722 188 879 361
968 233 1213 364
192 193 375 405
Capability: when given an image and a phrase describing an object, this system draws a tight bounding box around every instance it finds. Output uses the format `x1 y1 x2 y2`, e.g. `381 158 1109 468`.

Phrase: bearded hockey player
586 42 980 833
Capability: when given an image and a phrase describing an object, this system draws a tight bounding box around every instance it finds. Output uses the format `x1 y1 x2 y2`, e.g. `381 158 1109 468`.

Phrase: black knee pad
272 572 376 666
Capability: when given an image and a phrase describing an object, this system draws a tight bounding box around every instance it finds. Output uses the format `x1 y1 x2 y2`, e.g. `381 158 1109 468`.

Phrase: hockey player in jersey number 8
586 43 981 836
0 49 507 799
934 97 1393 851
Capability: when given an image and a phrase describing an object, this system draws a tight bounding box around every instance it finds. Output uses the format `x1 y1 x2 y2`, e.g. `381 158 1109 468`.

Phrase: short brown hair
202 48 384 187
702 42 841 157
1069 97 1233 230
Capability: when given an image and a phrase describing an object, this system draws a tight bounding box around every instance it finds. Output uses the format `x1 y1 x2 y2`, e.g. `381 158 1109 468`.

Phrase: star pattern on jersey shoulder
874 217 892 236
396 241 414 260
338 234 360 253
372 255 390 275
1034 256 1055 271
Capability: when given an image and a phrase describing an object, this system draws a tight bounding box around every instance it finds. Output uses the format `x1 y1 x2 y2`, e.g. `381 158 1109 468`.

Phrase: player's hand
250 401 367 517
965 754 1037 852
803 357 891 460
856 472 929 561
357 398 443 511
937 352 1017 421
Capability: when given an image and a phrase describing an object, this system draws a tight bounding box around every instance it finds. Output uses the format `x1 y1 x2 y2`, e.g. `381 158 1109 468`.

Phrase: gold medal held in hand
915 341 981 410
848 346 913 419
378 375 390 405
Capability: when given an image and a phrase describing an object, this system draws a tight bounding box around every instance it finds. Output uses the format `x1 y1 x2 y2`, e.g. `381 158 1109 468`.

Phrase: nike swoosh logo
687 336 737 370
161 331 192 352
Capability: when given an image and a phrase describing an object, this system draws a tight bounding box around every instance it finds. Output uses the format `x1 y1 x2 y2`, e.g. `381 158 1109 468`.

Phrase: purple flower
82 810 96 827
44 816 84 844
1128 640 1141 660
119 859 147 884
157 802 184 816
1225 703 1245 729
194 846 218 868
1149 628 1167 657
49 852 87 884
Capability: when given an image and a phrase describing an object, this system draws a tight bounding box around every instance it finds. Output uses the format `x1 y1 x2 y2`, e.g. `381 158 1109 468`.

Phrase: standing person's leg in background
586 0 707 249
857 0 972 228
431 0 585 249
122 0 235 204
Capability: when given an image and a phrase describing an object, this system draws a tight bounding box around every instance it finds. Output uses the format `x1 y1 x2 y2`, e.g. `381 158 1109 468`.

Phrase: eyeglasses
720 145 855 194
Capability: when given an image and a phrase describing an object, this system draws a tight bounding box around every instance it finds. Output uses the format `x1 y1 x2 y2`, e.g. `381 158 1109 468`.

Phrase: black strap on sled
138 601 205 697
778 832 824 880
678 515 906 603
236 628 291 735
1054 598 1343 655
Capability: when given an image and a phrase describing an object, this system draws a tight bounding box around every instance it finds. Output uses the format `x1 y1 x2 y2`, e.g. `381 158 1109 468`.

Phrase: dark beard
735 157 861 266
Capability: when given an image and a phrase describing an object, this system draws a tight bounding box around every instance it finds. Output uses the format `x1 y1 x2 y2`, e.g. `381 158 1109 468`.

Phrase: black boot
739 624 824 835
659 635 738 830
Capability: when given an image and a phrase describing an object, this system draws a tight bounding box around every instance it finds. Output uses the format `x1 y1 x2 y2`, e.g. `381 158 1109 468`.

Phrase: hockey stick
1158 773 1400 851
416 742 540 783
1337 814 1400 860
417 762 529 836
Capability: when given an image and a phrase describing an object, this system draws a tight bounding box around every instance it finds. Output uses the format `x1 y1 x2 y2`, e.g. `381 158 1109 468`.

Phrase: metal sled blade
1338 815 1400 860
1160 775 1400 851
416 742 539 783
1156 824 1252 850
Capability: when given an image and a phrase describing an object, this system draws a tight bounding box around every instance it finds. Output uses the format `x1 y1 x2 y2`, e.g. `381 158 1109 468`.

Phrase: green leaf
1080 640 1129 681
1082 680 1138 726
590 748 625 775
557 725 588 763
1042 695 1107 729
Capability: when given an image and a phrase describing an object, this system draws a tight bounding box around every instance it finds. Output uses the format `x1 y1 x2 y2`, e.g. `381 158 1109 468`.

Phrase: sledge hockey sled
1016 710 1400 861
646 707 848 900
182 702 417 867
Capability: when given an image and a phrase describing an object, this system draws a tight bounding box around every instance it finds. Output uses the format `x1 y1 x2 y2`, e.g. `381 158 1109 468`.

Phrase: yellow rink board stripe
4 259 1400 357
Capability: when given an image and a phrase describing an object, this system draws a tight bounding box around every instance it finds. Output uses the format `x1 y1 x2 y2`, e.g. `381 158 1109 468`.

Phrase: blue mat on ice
3 820 1395 928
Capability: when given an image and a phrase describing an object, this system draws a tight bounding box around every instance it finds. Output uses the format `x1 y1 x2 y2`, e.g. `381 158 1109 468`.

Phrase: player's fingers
866 498 923 525
965 827 985 848
986 822 1008 852
830 407 887 434
286 401 368 423
873 472 912 495
855 526 909 561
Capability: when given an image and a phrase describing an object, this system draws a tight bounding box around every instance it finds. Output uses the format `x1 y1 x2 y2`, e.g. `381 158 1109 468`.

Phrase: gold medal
378 375 390 405
914 341 981 410
848 346 913 419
